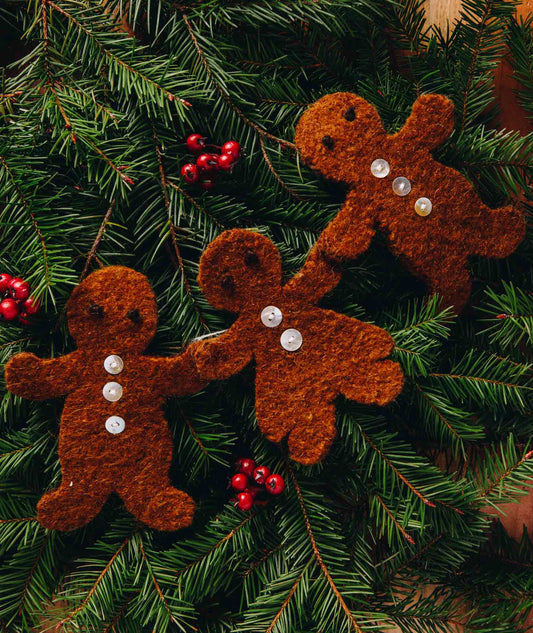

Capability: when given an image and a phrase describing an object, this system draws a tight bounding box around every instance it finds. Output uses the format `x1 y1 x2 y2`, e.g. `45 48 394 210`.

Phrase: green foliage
0 0 533 631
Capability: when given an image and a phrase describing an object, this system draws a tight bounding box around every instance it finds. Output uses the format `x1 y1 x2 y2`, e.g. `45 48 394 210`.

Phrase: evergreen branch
289 468 364 633
358 426 436 507
80 199 115 279
414 385 462 441
0 517 37 524
181 13 295 149
0 155 51 286
46 0 192 106
101 591 140 633
136 535 175 624
374 494 415 545
178 402 208 458
259 136 302 201
479 448 533 499
167 180 225 229
243 544 283 578
176 514 256 577
383 534 445 583
265 561 311 633
58 537 130 626
460 0 492 131
153 127 208 331
17 532 51 617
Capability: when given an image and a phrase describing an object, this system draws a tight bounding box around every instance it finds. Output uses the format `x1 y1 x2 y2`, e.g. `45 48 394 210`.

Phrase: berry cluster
231 458 286 511
0 274 39 325
181 134 241 190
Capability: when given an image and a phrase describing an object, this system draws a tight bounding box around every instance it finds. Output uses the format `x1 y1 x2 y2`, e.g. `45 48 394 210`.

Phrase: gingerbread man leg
287 397 337 465
114 431 194 531
408 253 472 312
38 475 111 531
339 359 404 406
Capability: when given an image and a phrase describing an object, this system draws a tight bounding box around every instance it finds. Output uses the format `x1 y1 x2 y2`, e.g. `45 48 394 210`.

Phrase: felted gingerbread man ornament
5 266 206 531
192 229 404 465
295 93 526 311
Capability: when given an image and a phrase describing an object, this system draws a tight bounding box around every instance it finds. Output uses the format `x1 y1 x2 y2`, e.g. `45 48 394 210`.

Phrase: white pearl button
280 328 302 352
261 306 283 328
392 176 412 196
105 415 125 434
104 354 123 375
414 197 432 216
370 158 390 178
103 382 123 402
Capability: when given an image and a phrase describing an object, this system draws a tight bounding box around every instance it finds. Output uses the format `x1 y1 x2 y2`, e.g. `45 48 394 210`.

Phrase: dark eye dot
244 251 259 266
321 135 334 149
221 275 235 292
88 303 104 318
127 309 142 324
343 107 355 121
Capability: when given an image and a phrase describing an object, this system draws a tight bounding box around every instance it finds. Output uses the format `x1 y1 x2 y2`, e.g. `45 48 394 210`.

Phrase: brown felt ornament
5 266 206 532
191 229 404 465
295 93 526 311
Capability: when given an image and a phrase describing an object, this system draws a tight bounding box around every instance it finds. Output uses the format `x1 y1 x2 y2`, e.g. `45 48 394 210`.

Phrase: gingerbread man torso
60 350 171 478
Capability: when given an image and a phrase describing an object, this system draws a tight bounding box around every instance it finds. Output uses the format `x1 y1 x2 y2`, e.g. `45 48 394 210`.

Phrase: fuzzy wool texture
5 266 206 532
192 229 403 465
295 92 526 311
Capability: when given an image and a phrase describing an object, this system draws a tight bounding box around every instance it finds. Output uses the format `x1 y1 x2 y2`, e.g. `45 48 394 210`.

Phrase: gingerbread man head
67 267 158 352
198 230 283 313
294 92 525 310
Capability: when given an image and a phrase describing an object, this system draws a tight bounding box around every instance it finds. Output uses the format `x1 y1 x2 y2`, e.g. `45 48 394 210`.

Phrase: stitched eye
343 107 355 121
88 303 104 318
321 135 334 149
244 250 259 267
127 309 142 324
221 275 235 292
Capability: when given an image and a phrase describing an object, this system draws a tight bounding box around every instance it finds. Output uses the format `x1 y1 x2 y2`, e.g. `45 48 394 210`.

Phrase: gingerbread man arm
334 313 396 360
284 245 343 303
148 346 208 397
5 351 80 400
312 189 377 262
396 94 455 151
190 319 253 381
466 202 525 259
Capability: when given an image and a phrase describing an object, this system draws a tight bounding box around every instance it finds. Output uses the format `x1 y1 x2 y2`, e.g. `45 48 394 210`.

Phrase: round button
103 382 123 402
370 158 390 178
414 197 432 217
105 416 125 435
261 306 283 328
104 354 123 375
280 328 303 352
392 176 412 196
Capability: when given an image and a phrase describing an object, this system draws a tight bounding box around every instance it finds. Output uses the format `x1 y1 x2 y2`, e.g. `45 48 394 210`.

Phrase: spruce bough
0 1 532 631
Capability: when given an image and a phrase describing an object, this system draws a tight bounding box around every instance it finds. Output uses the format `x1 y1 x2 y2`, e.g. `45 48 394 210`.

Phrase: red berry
0 274 12 294
18 314 30 326
236 491 254 511
231 473 249 491
0 298 19 321
186 133 206 153
181 163 199 184
265 474 285 495
218 153 236 171
9 278 30 300
222 140 241 159
196 153 219 173
253 466 271 485
22 296 40 316
236 458 256 477
199 179 215 191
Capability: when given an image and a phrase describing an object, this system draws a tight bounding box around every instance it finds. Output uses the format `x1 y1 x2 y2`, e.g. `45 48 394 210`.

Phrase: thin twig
374 494 415 545
80 199 115 280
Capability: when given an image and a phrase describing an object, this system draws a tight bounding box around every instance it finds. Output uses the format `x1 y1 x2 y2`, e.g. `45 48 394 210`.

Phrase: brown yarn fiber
192 229 404 465
5 266 206 532
295 93 526 311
